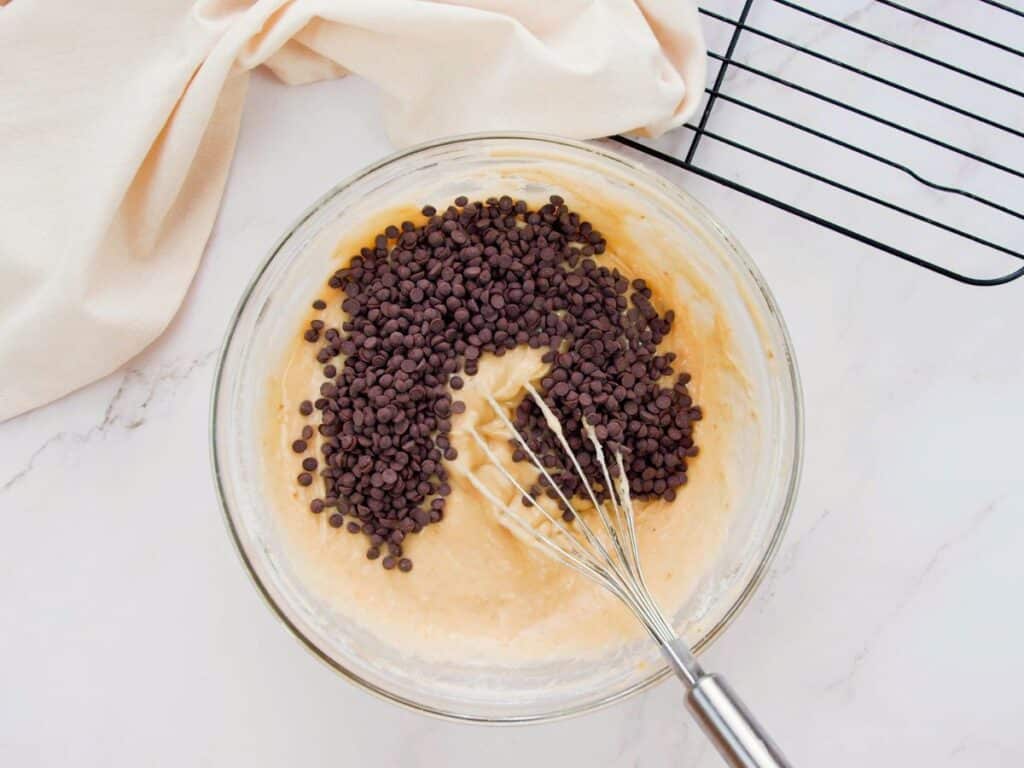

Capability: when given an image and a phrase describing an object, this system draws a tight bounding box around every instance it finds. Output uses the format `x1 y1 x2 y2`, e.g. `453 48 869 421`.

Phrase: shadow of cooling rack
616 0 1024 286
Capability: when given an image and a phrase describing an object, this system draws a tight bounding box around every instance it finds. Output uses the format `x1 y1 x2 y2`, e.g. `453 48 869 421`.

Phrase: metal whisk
466 383 791 768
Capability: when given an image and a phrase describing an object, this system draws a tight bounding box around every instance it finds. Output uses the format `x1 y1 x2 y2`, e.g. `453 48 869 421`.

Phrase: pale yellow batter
262 190 748 663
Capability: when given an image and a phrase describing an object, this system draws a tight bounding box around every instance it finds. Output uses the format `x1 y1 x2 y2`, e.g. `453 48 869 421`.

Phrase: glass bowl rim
210 131 804 724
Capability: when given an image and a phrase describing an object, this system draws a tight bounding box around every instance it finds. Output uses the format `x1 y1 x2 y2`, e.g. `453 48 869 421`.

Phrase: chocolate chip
291 439 307 453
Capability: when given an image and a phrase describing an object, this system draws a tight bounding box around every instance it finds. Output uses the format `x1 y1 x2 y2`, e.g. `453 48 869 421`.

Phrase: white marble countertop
2 3 1023 765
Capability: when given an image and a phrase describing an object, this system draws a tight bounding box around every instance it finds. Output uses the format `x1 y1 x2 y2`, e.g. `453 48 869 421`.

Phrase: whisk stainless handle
686 674 791 768
661 639 790 767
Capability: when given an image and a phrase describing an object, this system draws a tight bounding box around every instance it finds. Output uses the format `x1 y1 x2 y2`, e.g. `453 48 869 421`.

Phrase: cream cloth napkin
0 0 705 421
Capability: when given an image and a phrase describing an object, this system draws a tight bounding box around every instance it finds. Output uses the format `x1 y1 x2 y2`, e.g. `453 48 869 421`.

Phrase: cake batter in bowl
211 134 802 722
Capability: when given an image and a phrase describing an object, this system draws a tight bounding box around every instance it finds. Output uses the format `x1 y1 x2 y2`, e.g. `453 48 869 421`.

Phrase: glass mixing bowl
211 134 803 723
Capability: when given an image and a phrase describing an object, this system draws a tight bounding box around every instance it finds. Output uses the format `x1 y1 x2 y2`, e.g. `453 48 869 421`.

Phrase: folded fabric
0 0 706 420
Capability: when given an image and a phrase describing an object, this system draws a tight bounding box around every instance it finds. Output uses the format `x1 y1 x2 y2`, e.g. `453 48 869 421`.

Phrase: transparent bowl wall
211 134 803 723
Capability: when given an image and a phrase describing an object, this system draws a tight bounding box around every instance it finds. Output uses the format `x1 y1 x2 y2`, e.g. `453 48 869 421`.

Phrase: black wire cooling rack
616 0 1024 286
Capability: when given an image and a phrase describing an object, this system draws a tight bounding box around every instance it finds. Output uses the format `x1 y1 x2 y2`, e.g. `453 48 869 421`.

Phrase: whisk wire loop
466 385 791 767
468 386 680 646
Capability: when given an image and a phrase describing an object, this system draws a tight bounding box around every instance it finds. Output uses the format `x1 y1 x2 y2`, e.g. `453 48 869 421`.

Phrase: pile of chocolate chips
291 195 700 572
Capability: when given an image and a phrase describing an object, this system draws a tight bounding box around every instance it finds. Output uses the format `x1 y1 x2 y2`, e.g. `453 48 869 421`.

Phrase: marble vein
719 0 877 88
0 350 218 495
756 506 833 610
824 499 1000 700
949 734 1023 763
